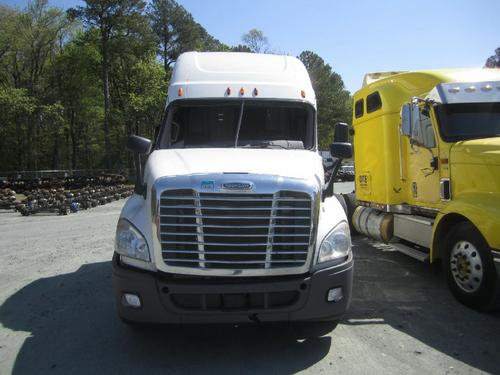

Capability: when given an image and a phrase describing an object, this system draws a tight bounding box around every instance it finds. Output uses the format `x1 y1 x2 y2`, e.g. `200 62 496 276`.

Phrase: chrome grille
159 190 312 269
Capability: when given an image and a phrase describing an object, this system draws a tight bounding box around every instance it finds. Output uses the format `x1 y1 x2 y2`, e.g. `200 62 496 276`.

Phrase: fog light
327 288 343 303
122 293 141 308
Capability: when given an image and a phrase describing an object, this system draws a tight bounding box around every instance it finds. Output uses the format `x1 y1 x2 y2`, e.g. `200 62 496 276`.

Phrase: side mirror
333 122 349 143
127 135 151 198
330 142 353 159
127 135 152 155
323 141 353 201
401 104 412 136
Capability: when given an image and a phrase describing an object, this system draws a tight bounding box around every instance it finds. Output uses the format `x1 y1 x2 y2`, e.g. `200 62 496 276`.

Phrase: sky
3 0 499 93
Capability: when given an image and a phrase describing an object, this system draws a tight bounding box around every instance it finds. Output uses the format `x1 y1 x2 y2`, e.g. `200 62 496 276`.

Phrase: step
391 242 429 262
394 214 434 248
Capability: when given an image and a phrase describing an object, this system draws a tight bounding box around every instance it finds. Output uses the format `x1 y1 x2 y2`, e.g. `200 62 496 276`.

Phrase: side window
366 92 382 113
411 106 436 148
355 99 364 118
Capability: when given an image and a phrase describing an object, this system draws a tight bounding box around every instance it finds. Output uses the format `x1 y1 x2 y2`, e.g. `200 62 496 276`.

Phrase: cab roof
167 52 316 107
354 69 500 114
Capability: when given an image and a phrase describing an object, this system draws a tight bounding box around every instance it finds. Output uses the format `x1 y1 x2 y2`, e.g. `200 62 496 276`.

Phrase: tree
0 1 354 173
298 51 351 149
242 28 269 53
147 0 182 73
0 5 17 63
68 0 148 169
0 0 72 170
148 0 228 76
50 31 103 169
485 47 500 68
12 0 70 94
231 44 252 53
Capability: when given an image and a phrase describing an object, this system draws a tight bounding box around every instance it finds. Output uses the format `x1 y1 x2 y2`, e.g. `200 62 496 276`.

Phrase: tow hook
248 313 261 323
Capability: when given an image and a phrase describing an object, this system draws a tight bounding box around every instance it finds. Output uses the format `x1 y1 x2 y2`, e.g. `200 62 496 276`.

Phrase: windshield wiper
234 101 245 147
240 140 304 150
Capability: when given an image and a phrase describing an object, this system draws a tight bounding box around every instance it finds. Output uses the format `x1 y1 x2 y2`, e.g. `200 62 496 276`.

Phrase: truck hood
144 148 325 185
450 137 500 166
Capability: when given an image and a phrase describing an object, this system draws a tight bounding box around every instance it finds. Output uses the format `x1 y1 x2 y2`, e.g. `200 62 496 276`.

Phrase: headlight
317 221 351 264
115 218 150 262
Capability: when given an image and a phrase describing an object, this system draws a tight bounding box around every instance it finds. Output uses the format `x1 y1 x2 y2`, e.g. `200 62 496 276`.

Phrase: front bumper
112 254 353 324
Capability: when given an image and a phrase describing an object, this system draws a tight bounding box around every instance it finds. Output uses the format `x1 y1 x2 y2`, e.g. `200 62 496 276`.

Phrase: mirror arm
322 158 342 201
133 153 147 199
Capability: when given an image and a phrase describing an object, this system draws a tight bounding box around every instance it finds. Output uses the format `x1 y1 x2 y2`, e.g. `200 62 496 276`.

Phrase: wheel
334 194 348 217
342 193 358 235
443 222 499 310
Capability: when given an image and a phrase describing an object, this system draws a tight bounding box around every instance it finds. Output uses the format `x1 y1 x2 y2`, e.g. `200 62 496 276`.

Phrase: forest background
0 0 498 173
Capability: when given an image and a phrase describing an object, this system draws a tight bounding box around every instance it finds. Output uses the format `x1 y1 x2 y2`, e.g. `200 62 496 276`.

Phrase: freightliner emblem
222 182 254 191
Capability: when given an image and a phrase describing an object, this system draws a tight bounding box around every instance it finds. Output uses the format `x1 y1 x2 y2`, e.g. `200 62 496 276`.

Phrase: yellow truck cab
351 69 500 309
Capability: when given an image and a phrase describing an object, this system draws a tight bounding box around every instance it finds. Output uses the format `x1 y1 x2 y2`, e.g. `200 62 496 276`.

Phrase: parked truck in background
350 69 500 309
112 52 354 324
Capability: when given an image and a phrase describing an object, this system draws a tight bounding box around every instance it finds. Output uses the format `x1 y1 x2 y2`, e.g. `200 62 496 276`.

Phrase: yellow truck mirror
401 104 412 136
333 122 350 143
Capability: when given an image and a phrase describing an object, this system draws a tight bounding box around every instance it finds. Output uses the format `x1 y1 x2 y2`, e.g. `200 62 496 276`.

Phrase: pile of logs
0 174 133 216
0 188 17 210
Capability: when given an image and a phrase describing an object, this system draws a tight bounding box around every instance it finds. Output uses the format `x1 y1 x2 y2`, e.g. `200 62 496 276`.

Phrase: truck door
406 104 441 206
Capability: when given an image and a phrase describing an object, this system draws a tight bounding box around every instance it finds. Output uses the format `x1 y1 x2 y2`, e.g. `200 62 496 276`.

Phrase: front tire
443 222 499 310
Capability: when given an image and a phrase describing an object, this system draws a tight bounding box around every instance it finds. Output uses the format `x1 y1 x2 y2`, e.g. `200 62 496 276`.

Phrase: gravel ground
0 190 499 375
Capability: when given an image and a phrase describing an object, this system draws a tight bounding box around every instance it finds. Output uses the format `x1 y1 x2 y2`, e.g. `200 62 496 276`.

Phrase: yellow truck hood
450 137 500 166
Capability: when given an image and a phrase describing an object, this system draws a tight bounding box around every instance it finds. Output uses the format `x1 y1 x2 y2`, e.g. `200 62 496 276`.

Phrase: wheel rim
450 240 483 293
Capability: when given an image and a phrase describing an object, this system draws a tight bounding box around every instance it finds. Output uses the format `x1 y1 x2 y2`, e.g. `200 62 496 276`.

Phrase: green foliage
0 1 353 172
242 29 269 53
231 44 252 53
147 0 228 74
485 47 500 68
298 51 352 149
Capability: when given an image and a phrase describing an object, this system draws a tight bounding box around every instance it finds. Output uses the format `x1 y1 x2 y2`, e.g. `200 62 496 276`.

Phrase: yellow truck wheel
443 222 499 310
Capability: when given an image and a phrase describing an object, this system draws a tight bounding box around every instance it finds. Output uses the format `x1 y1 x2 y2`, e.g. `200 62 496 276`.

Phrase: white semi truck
112 52 353 324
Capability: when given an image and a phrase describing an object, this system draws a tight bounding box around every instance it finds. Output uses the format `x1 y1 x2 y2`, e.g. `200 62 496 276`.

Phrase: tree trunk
101 33 112 170
51 129 59 170
69 109 77 169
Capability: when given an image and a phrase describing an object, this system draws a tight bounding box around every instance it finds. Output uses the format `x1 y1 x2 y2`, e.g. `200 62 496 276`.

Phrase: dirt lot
1 192 499 374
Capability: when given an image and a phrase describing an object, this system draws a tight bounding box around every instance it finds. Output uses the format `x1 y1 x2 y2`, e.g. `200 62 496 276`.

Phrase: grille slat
160 214 310 219
161 196 310 202
162 250 307 255
162 232 309 237
159 189 312 270
161 241 309 246
163 259 306 264
160 223 310 229
161 205 310 211
160 224 310 229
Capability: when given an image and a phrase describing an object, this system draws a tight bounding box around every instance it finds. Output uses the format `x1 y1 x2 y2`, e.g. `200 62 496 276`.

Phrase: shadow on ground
2 237 500 374
345 236 500 374
0 261 333 375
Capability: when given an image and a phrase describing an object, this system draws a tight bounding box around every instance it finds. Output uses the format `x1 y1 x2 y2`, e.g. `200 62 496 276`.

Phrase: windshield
158 100 315 150
435 102 500 142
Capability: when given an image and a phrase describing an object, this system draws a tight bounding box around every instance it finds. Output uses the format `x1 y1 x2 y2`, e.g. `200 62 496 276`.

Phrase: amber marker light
178 87 183 97
239 87 245 96
301 90 306 98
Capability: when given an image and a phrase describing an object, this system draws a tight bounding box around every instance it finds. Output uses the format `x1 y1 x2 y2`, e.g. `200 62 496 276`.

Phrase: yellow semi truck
350 69 500 309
